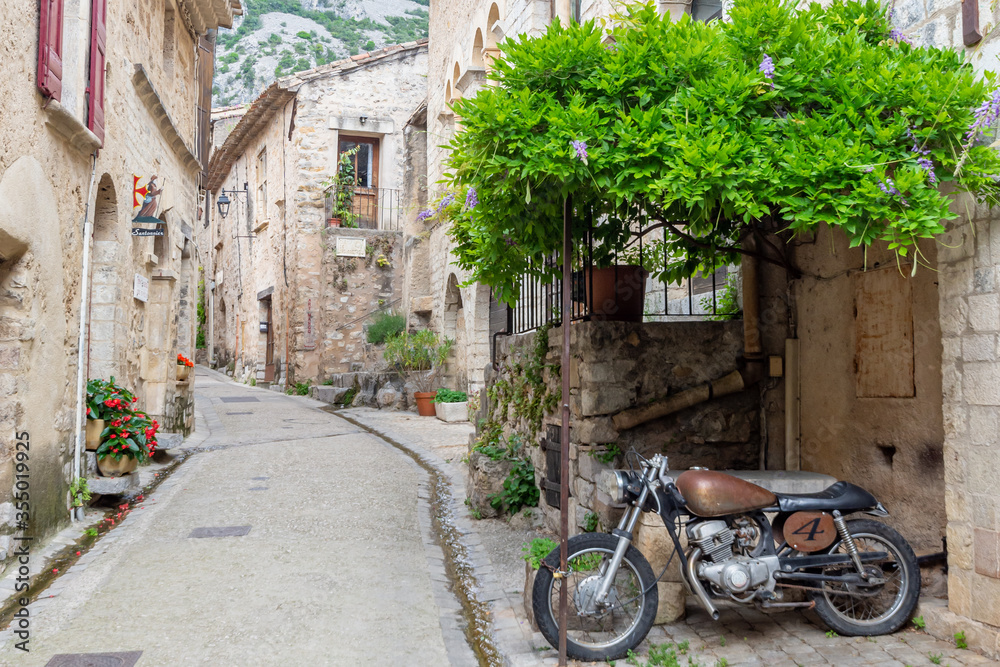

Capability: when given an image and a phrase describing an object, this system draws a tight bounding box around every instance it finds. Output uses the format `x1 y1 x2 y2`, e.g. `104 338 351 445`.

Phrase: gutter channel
332 410 503 667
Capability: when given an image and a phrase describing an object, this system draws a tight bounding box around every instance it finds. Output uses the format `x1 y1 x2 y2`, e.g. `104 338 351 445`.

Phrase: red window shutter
87 0 107 144
37 0 64 100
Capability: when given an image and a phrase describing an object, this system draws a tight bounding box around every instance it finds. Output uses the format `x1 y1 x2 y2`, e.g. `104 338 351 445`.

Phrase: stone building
203 41 427 389
0 0 236 561
425 0 1000 657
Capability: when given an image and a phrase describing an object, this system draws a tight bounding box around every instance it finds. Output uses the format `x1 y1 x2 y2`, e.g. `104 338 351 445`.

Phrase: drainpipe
72 153 99 521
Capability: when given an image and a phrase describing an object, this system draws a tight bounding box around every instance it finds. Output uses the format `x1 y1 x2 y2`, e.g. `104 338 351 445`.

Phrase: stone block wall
316 228 403 376
475 319 757 533
0 0 212 564
933 203 1000 655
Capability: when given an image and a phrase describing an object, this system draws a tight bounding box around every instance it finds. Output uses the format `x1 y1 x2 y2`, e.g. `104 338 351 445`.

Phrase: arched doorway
88 174 123 380
444 274 468 391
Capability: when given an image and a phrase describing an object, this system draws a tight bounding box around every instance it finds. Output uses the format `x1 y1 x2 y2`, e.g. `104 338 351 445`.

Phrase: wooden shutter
87 0 108 144
196 33 216 185
37 0 64 100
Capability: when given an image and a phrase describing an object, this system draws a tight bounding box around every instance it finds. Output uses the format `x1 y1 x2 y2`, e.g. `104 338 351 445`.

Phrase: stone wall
473 320 757 532
933 203 1000 653
316 228 403 376
0 0 226 563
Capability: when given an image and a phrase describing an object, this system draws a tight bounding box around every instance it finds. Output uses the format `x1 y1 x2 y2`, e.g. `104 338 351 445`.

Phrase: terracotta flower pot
584 265 648 323
177 365 190 381
85 419 105 451
328 217 341 228
97 454 138 477
414 391 438 417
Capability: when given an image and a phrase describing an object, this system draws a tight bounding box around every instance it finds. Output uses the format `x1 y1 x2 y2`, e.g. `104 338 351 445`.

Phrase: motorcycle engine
687 520 778 599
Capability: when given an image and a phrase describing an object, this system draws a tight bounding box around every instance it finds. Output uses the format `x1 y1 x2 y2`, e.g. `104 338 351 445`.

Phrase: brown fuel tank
675 470 777 517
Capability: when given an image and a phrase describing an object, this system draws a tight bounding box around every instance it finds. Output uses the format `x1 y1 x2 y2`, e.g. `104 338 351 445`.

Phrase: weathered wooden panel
854 267 915 398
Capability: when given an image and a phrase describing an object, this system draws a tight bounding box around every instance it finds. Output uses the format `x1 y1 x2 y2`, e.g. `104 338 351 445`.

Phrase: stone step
87 471 141 496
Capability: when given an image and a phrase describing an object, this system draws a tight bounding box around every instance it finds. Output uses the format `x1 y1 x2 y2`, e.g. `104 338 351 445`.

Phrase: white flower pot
435 401 469 423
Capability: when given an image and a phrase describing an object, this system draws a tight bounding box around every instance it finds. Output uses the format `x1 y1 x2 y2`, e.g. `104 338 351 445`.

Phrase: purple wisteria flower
571 140 588 164
878 177 901 197
759 54 775 80
465 187 478 209
436 193 455 212
416 209 434 222
917 156 938 184
503 234 516 247
890 28 913 45
967 88 1000 142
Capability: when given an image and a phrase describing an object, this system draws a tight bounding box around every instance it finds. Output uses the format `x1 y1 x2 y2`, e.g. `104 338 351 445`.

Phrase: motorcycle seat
774 481 878 513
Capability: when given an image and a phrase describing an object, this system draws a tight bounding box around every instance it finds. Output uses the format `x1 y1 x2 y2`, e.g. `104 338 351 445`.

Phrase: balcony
323 185 401 231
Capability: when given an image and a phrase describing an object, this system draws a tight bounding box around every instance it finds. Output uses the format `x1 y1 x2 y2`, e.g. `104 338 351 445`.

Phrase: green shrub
383 330 453 392
433 388 468 404
366 311 406 344
522 538 558 570
489 459 539 515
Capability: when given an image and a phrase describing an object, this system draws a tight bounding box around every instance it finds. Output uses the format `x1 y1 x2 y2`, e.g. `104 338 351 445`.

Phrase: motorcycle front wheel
532 532 658 661
809 519 920 636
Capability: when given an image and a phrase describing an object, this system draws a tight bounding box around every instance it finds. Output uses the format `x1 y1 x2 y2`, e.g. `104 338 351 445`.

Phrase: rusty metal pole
558 194 572 666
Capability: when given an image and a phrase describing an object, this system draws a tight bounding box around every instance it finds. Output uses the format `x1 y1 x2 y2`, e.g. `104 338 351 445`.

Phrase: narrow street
2 368 997 666
0 368 477 666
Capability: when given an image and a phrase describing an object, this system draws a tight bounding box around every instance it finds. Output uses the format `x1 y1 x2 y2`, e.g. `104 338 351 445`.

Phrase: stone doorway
88 175 125 380
444 274 468 391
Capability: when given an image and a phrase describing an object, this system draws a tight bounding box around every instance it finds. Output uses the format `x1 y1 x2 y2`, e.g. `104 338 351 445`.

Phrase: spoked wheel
532 533 658 661
809 519 920 636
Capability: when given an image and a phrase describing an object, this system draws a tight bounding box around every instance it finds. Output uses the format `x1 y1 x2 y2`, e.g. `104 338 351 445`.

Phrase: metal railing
500 210 736 338
324 185 402 231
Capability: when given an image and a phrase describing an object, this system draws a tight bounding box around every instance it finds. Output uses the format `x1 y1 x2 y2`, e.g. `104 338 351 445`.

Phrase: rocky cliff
213 0 429 106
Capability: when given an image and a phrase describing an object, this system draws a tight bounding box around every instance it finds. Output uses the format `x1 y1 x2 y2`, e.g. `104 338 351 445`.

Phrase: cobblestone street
0 368 994 666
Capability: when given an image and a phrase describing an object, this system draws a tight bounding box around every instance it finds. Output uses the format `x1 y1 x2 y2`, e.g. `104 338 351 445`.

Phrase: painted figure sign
132 175 165 223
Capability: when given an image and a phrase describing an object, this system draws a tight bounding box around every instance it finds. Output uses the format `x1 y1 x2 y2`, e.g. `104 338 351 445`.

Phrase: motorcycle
532 452 920 661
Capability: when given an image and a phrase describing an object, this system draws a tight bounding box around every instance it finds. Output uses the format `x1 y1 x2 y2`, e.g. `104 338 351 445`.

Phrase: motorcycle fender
781 511 836 552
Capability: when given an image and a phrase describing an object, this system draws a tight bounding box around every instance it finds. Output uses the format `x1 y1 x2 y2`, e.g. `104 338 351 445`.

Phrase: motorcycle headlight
603 470 631 505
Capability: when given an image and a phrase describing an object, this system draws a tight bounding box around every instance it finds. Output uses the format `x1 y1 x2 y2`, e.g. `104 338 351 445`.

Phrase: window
37 0 107 145
337 136 378 188
256 148 268 220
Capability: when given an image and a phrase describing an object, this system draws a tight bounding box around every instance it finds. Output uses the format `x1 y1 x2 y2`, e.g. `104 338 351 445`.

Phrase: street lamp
216 192 231 219
216 182 249 220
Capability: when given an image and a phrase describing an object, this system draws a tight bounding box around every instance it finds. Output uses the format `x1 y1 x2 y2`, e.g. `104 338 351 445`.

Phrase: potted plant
383 330 454 416
177 353 194 380
434 388 469 423
324 147 360 228
96 409 159 477
85 377 138 451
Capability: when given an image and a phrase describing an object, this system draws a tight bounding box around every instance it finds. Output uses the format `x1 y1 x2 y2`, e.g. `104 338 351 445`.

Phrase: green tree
445 0 1000 304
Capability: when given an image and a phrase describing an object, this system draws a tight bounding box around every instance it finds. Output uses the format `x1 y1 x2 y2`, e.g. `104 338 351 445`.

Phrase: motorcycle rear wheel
809 519 920 636
532 533 658 661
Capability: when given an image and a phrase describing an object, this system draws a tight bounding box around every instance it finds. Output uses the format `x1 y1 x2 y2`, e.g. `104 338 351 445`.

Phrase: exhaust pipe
686 547 720 620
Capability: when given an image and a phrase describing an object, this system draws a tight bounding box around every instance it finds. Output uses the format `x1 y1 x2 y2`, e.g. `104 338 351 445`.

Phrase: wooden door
264 298 275 382
338 136 379 228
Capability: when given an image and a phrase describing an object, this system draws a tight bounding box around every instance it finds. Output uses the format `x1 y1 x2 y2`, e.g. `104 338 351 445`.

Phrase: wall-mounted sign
259 322 269 334
132 227 164 237
132 174 164 224
133 274 149 302
336 237 366 258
